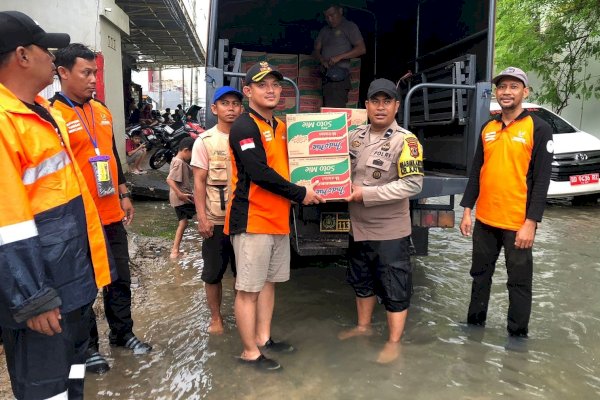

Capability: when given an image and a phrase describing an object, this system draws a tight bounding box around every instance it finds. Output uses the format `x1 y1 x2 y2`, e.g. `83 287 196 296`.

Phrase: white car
490 102 600 202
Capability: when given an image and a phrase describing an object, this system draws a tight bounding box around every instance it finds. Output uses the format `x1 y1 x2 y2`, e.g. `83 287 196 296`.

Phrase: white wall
529 58 600 139
1 0 130 160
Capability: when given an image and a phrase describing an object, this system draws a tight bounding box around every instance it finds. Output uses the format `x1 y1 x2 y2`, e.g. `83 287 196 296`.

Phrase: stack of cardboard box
347 58 361 108
286 112 351 201
321 107 368 132
238 51 361 116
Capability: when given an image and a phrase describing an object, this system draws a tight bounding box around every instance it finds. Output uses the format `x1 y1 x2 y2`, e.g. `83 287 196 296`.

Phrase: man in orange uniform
460 67 553 339
51 44 152 375
226 62 324 371
0 11 114 400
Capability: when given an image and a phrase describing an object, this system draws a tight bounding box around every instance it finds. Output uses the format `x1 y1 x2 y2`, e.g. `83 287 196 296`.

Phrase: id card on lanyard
62 93 115 197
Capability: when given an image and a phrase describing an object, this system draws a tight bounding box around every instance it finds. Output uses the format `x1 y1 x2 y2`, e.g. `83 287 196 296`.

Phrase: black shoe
110 334 152 355
260 338 295 353
239 354 281 371
86 352 110 374
505 335 529 353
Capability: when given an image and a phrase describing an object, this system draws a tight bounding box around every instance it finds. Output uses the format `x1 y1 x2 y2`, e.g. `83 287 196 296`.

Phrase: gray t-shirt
316 18 364 70
167 157 193 207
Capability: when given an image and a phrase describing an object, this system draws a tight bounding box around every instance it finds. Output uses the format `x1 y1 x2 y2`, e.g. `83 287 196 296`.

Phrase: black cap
367 78 399 100
245 61 284 84
0 11 70 53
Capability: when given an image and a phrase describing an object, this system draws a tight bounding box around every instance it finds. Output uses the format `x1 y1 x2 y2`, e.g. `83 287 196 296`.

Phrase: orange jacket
226 109 306 235
461 111 554 230
51 95 124 225
0 83 113 328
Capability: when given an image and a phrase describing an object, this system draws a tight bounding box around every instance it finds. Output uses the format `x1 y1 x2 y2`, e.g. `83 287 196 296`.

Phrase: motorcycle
126 123 162 150
149 124 199 169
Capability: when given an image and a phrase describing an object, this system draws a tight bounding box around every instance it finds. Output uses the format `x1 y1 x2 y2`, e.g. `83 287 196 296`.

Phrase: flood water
85 198 600 400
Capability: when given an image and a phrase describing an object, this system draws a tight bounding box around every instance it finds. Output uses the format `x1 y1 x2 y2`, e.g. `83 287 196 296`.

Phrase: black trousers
467 220 533 336
89 222 134 351
2 303 92 400
322 75 351 108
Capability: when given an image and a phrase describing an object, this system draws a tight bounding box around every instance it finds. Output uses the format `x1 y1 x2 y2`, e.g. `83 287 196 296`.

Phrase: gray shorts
231 233 290 292
126 150 144 164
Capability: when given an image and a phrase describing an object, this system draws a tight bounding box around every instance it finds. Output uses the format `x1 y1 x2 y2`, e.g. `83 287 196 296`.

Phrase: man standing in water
460 67 553 338
226 61 323 371
340 78 423 363
192 86 243 334
52 44 152 375
0 12 113 399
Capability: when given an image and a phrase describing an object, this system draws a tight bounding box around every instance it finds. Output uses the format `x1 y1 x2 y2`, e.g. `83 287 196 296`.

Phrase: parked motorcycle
149 124 198 169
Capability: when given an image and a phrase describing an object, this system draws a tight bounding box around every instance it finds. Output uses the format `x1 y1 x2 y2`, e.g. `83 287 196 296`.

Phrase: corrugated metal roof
116 0 205 68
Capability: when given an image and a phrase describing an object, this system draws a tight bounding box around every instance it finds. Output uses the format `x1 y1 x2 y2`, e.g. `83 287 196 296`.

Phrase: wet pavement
78 197 600 399
1 197 598 399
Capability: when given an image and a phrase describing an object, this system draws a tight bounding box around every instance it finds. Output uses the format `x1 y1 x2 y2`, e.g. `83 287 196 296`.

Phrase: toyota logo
575 153 588 161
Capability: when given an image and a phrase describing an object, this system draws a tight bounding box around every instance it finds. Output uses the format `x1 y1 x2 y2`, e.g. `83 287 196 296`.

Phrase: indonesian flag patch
239 138 256 151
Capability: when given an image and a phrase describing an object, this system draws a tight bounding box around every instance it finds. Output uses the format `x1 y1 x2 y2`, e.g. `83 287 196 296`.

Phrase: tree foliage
495 0 600 114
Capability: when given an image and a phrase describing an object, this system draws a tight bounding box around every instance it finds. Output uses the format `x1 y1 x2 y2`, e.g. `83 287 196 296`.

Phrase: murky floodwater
85 198 600 399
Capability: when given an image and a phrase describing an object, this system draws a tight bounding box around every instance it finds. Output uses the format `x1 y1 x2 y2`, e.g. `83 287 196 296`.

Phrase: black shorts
175 204 196 221
201 224 236 284
346 236 413 312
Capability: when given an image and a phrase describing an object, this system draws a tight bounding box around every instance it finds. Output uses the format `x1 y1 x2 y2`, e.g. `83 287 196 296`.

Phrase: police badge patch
352 140 361 148
381 142 390 151
372 170 382 179
406 137 420 158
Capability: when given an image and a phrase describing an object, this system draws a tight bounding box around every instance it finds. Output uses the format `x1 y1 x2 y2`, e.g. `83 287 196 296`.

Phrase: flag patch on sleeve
239 138 255 151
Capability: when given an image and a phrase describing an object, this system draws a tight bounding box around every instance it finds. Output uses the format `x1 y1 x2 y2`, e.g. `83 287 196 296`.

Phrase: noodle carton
289 156 351 201
286 112 348 158
321 107 368 132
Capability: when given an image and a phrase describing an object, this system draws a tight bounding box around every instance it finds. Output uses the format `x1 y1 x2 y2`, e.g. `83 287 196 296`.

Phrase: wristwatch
119 192 132 199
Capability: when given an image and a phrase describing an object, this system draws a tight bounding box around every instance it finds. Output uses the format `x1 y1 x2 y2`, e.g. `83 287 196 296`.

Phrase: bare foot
207 319 224 335
376 341 400 364
169 252 181 259
338 325 373 340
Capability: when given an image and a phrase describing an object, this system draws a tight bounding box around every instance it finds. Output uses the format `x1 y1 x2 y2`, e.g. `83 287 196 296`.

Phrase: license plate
320 212 350 232
569 173 599 186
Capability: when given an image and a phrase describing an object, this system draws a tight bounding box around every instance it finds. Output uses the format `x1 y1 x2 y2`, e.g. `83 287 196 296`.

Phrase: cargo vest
199 128 232 221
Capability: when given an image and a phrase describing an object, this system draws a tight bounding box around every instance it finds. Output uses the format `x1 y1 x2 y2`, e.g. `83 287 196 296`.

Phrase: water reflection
84 200 600 399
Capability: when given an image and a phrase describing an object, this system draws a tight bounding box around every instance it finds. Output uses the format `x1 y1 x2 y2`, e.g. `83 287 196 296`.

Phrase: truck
204 0 497 256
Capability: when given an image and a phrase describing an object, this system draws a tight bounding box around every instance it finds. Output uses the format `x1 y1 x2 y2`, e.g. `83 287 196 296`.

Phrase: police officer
340 78 424 364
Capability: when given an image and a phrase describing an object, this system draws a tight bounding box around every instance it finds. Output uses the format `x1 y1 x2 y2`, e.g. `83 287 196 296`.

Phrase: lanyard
60 92 99 155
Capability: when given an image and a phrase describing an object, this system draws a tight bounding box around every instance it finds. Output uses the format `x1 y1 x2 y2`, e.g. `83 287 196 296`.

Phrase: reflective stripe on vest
22 150 71 185
0 220 38 245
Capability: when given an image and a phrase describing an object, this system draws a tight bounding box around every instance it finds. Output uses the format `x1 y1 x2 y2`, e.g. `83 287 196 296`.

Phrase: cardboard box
298 76 322 90
289 156 352 201
267 53 299 78
241 51 267 74
321 107 368 131
286 112 348 158
300 95 323 110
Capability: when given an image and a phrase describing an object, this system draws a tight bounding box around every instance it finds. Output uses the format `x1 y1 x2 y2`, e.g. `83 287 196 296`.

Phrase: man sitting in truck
314 3 366 108
340 78 424 364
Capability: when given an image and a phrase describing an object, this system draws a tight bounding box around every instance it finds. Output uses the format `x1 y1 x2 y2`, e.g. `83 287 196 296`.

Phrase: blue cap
213 86 243 104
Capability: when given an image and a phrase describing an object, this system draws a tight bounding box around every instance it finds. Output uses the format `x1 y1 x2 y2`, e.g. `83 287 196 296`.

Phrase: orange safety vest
51 96 124 225
477 116 534 230
0 84 112 289
225 113 293 235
